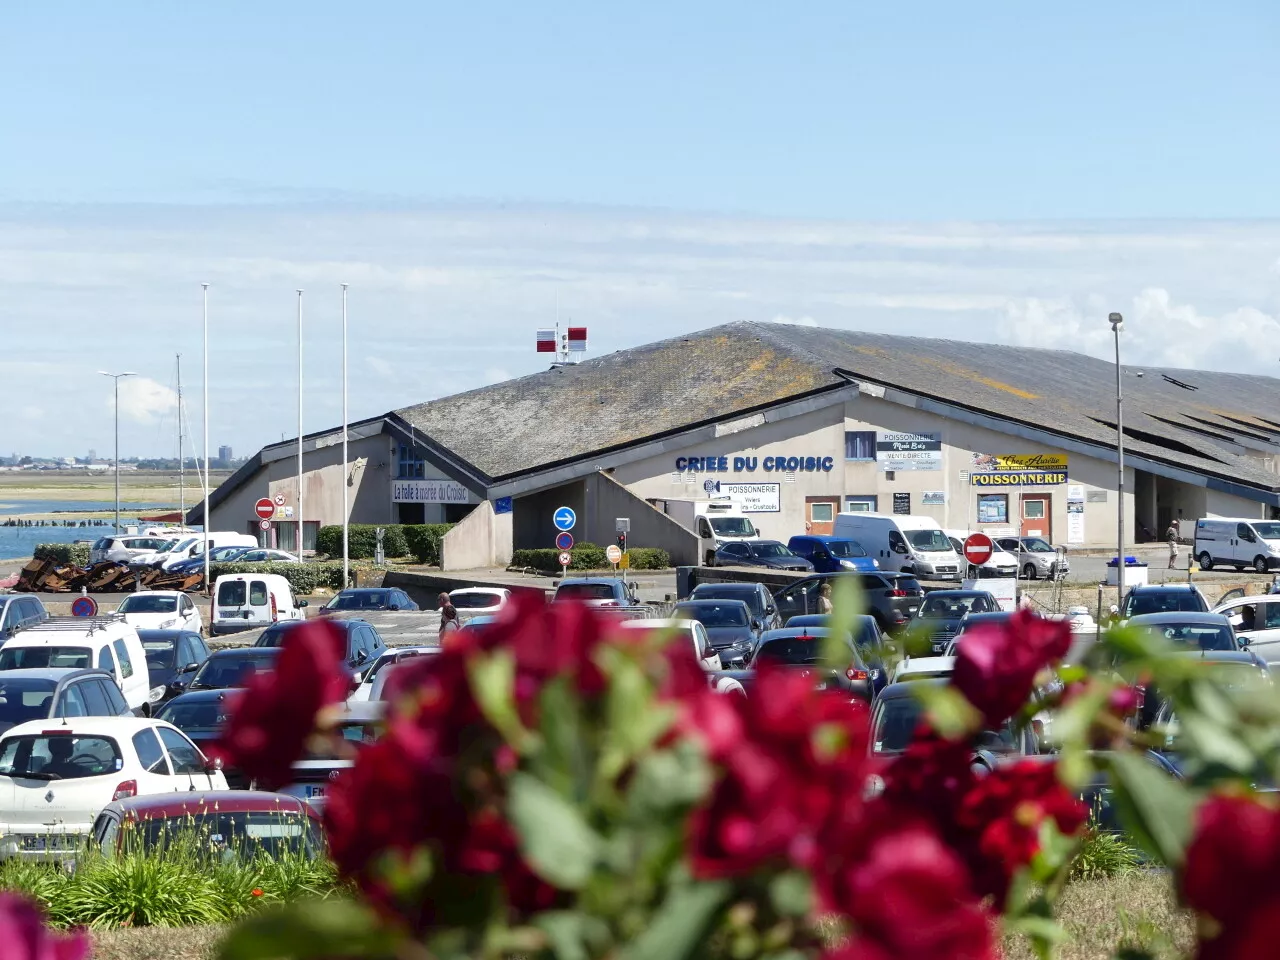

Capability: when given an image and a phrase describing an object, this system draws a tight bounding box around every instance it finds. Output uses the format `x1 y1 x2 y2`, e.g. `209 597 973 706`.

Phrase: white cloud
365 356 396 381
771 314 818 326
112 377 178 424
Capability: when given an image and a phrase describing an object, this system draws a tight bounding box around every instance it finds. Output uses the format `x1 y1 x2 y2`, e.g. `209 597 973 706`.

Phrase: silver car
88 536 173 566
995 537 1069 581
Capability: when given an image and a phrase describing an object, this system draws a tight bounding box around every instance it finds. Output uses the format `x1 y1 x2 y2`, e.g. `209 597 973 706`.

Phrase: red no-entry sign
963 533 994 566
255 498 275 520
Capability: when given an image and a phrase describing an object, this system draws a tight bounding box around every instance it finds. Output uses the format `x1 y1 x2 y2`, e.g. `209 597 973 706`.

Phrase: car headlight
872 558 880 568
148 685 167 704
840 559 858 569
160 619 177 629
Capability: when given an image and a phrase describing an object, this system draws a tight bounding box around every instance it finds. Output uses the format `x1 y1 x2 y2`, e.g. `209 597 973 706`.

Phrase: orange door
1020 495 1051 539
806 497 840 536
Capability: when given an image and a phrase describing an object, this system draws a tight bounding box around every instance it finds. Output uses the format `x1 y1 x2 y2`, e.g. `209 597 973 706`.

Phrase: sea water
0 499 172 561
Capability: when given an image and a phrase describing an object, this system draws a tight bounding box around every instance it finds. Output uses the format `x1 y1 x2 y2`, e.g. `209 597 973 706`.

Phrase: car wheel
1022 563 1037 581
1255 556 1270 574
704 551 716 567
1198 552 1214 572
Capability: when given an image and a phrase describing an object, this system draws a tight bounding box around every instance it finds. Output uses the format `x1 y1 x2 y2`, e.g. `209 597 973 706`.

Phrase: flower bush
208 587 1280 960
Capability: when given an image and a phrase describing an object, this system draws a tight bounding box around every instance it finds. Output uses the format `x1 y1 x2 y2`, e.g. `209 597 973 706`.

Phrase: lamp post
98 371 137 534
1110 312 1125 605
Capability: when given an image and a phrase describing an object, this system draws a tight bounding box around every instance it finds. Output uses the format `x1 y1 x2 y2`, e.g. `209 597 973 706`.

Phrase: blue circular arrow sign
553 506 577 531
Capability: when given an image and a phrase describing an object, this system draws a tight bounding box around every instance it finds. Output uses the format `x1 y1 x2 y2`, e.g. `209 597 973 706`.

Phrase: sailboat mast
177 354 185 524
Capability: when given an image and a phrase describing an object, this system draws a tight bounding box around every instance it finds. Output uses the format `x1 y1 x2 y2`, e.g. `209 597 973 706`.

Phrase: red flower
822 822 996 960
951 610 1071 726
212 618 353 790
0 893 90 960
250 888 264 898
1182 794 1280 960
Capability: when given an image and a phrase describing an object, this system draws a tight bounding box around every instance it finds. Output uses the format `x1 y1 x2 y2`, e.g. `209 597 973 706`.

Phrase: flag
567 326 588 352
536 329 556 353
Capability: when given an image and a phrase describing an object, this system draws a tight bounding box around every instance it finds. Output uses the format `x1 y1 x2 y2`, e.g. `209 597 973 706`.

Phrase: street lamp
1109 312 1125 605
98 371 137 534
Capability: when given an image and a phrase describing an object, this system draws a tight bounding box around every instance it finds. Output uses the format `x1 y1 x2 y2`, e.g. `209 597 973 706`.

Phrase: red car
90 790 325 859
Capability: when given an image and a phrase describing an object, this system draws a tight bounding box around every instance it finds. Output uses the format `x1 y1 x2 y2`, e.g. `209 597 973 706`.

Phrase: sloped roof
394 321 1280 492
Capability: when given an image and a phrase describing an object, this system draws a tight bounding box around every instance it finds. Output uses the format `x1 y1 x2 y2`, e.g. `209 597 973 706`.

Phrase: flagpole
296 289 304 558
341 283 349 589
202 284 210 596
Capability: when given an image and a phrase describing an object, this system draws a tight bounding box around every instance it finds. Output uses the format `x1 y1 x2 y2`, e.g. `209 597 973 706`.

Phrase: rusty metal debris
15 559 202 594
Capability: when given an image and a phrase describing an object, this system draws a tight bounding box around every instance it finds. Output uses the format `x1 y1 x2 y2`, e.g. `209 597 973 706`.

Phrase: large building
193 322 1280 567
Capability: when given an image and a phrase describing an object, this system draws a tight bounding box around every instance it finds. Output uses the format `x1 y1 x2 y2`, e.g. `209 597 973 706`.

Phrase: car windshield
190 654 277 689
1022 539 1054 553
130 812 324 860
872 698 1018 756
556 583 617 600
906 529 953 552
118 595 178 614
157 698 230 733
673 603 749 627
692 588 763 616
154 540 177 552
0 734 122 780
749 543 792 559
0 647 92 670
217 580 247 606
1124 591 1206 617
142 640 177 672
0 679 58 730
325 592 388 610
1138 623 1236 652
1253 523 1280 540
755 635 826 666
212 547 247 561
918 595 991 619
708 517 755 537
956 613 1014 635
827 540 867 558
450 592 502 609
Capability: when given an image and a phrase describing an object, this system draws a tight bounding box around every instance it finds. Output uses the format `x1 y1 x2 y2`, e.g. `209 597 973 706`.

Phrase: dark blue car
787 536 878 573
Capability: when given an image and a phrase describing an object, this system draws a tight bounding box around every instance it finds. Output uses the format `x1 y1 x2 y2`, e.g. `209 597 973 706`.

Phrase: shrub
1069 830 1142 883
624 547 671 570
33 543 91 566
403 523 455 565
315 525 410 560
208 561 346 593
509 544 670 573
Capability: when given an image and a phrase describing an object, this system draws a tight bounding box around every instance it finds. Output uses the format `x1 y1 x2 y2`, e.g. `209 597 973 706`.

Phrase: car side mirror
751 620 762 632
1238 635 1252 647
298 600 309 608
204 757 224 773
182 662 200 673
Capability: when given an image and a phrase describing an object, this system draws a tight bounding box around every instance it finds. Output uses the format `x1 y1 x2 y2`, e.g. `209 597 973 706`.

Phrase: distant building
218 445 233 463
88 449 96 461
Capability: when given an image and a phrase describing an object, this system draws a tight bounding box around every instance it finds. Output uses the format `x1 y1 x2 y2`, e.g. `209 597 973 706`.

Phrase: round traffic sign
255 498 275 520
605 544 622 564
258 518 273 531
555 531 574 551
274 494 286 506
963 532 994 566
558 551 572 567
553 506 577 532
71 596 98 618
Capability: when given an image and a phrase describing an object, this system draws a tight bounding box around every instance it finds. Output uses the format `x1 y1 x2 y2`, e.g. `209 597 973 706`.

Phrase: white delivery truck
833 513 962 581
1194 517 1280 573
647 498 759 567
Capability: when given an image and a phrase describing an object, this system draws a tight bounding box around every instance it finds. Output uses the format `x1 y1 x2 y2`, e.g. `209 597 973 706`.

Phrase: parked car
231 549 301 564
1127 612 1240 652
617 619 744 695
136 629 211 707
785 536 878 573
782 613 888 691
447 588 511 616
669 599 760 668
159 533 259 572
255 619 388 681
279 701 384 809
1119 584 1210 621
1139 650 1272 731
889 656 956 684
0 717 228 859
0 617 151 715
712 540 813 572
115 591 204 635
944 530 1019 580
154 689 248 788
910 590 1002 654
88 536 172 566
0 669 132 733
186 648 282 692
1212 594 1280 662
91 791 324 859
689 582 780 630
167 545 252 574
744 627 877 701
211 573 307 635
319 588 418 614
772 572 925 633
0 597 48 642
351 647 439 702
994 537 1070 581
551 578 638 607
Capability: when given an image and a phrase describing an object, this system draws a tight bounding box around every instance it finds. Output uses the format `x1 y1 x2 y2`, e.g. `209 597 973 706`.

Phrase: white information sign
962 577 1019 612
719 482 781 513
392 479 474 504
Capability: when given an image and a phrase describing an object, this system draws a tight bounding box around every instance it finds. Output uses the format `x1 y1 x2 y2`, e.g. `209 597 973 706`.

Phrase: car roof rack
16 614 127 636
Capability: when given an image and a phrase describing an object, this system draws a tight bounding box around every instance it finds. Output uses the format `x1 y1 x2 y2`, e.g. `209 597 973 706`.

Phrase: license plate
21 837 46 851
306 785 326 799
908 606 918 614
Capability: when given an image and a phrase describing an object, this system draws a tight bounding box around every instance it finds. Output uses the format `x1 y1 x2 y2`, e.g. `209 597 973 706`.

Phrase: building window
397 444 425 479
810 502 835 524
845 431 877 461
977 494 1009 524
846 496 877 513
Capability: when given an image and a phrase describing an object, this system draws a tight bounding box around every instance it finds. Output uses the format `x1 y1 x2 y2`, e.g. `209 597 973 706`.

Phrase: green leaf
909 681 981 739
1106 752 1198 867
218 900 399 960
1176 710 1255 774
599 648 676 782
621 879 731 960
535 676 591 798
467 650 536 752
768 871 813 917
534 911 615 960
508 771 602 890
626 741 714 817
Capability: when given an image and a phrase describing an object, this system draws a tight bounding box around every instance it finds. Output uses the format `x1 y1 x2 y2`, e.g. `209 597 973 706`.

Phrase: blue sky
3 2 1277 217
2 4 1279 458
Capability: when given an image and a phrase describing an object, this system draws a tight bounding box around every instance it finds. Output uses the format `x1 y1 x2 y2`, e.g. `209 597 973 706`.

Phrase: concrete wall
513 481 586 551
440 501 514 571
583 472 700 565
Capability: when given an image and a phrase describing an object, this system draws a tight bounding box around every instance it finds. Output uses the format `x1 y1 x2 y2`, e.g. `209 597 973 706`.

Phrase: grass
93 926 225 960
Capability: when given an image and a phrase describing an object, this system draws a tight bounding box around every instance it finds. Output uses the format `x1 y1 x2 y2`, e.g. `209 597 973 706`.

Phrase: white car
448 587 511 617
890 656 956 684
115 592 204 635
1212 594 1280 657
349 647 439 703
88 536 173 566
0 716 228 859
945 531 1019 581
279 702 384 809
618 618 745 695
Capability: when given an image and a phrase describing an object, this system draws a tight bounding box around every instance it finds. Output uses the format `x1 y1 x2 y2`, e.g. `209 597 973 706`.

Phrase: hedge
403 524 454 565
509 544 671 574
207 561 347 594
314 524 456 564
34 543 91 567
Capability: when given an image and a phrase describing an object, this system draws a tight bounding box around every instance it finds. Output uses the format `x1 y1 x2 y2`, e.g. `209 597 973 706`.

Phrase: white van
159 533 259 572
833 513 962 581
0 617 152 714
647 498 760 567
1194 518 1280 574
212 573 307 636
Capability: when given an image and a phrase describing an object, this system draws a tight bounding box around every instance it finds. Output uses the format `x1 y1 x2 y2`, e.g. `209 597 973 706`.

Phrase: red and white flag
536 329 556 353
567 326 588 352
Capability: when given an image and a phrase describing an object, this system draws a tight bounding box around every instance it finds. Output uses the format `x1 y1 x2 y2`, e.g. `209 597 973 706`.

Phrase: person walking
438 591 459 640
1166 521 1180 570
817 582 833 615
